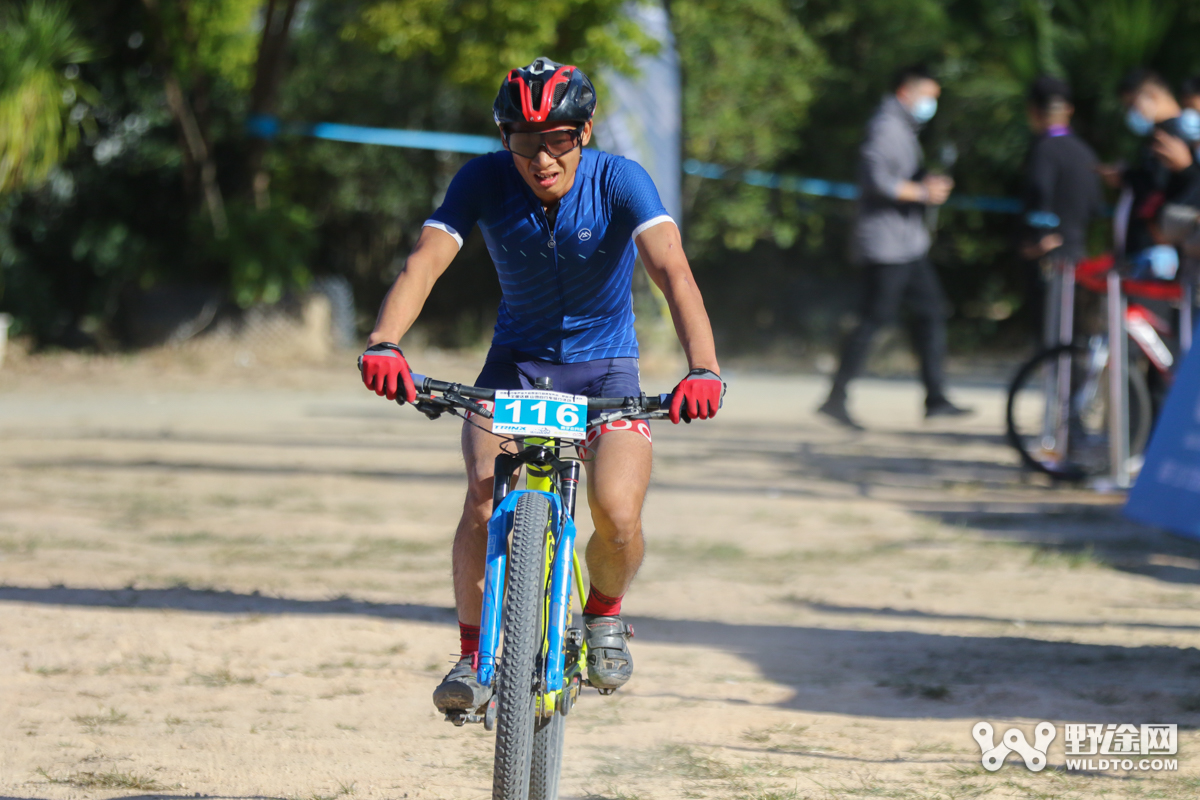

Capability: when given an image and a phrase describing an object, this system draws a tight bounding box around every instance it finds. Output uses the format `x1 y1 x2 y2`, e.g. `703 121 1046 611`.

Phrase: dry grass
37 766 166 790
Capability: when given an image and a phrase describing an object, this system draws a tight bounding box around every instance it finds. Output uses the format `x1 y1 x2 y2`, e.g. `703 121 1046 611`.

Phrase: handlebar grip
410 373 430 393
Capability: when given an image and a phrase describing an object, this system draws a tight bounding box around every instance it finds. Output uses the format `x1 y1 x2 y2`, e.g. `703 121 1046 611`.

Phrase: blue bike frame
476 488 579 691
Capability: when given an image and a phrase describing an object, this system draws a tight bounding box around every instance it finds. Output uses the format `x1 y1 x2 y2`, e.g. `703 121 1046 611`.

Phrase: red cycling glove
359 343 417 403
669 368 725 424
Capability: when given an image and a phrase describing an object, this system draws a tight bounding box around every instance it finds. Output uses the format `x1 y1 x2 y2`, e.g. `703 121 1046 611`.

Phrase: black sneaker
925 400 974 420
432 655 491 713
583 614 634 692
816 398 865 431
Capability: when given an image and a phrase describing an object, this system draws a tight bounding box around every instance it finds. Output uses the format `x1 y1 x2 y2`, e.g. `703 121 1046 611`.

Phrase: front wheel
1006 343 1152 481
492 493 553 800
529 712 565 800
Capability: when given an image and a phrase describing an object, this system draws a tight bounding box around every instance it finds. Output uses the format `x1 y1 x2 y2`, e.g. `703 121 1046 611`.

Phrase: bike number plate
492 390 588 440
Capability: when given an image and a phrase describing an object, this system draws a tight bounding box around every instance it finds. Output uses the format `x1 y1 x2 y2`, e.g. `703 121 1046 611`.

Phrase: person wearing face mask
1181 77 1200 119
1110 69 1200 267
1170 77 1200 205
818 63 971 431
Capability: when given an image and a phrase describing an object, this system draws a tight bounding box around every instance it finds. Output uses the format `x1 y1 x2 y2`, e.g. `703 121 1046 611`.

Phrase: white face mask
1125 106 1154 137
1179 108 1200 142
910 95 938 124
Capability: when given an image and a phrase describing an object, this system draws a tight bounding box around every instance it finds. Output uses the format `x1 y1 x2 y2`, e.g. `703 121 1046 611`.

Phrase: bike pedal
443 709 487 726
598 687 616 696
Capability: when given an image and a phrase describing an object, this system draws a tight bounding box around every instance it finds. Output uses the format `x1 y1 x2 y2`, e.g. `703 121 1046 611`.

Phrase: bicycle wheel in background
1006 343 1152 481
493 493 553 800
529 712 565 800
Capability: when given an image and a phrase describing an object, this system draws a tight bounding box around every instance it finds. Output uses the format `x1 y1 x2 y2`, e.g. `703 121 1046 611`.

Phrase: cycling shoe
432 656 491 713
583 614 634 692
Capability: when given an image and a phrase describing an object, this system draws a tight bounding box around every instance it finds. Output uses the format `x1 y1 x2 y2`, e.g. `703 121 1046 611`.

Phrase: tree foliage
4 0 1200 350
345 0 657 95
0 0 93 194
674 0 826 250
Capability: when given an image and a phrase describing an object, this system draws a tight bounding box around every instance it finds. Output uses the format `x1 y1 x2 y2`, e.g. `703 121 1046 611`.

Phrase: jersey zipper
536 203 567 362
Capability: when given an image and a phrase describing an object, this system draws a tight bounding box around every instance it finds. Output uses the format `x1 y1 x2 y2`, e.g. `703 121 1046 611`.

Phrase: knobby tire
529 712 566 800
492 493 553 800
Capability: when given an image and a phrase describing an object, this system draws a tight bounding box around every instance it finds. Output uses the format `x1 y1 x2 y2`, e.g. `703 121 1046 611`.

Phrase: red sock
583 585 623 617
459 622 480 658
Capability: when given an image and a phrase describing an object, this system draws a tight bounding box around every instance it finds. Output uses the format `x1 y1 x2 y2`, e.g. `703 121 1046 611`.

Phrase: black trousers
827 256 949 407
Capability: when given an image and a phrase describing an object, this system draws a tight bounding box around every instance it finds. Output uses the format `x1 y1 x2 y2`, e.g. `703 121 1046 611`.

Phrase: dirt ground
2 346 1200 800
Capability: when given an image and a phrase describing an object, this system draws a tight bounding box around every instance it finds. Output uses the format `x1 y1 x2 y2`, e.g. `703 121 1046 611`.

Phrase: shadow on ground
631 614 1200 722
911 500 1200 585
0 584 455 623
4 583 1198 723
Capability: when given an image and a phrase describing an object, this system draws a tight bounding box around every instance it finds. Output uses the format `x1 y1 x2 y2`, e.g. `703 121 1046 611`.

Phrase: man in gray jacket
819 64 971 430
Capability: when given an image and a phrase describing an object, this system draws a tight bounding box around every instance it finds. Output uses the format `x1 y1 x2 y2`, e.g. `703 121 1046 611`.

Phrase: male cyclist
358 58 723 715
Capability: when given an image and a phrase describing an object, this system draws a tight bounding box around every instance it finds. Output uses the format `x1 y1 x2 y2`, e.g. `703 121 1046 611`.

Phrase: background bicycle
1006 254 1185 482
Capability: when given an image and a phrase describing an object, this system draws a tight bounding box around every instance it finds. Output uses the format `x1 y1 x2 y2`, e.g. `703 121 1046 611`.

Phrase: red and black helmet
493 57 596 127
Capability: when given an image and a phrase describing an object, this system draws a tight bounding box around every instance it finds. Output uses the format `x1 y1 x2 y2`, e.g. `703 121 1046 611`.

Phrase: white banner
594 1 682 224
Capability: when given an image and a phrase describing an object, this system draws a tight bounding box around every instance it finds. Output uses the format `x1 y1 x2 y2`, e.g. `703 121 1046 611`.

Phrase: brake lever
414 393 452 420
445 391 493 419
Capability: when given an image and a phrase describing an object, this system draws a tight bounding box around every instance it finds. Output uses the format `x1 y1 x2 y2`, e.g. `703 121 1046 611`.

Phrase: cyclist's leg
431 417 505 713
433 417 505 713
580 426 650 690
584 429 651 597
449 346 530 628
434 349 522 713
453 416 505 627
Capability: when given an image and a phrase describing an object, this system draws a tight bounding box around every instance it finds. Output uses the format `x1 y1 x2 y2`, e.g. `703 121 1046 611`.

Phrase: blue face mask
910 96 938 124
1125 107 1154 137
1179 108 1200 142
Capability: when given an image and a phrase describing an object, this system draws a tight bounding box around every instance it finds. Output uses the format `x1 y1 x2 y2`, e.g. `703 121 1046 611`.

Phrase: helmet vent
529 80 544 111
551 82 568 108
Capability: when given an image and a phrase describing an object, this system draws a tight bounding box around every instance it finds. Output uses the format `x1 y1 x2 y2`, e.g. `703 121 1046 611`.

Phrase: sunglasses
503 124 586 159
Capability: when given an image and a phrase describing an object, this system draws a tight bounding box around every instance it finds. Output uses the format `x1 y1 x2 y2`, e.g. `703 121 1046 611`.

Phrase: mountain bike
1006 254 1182 481
401 372 669 800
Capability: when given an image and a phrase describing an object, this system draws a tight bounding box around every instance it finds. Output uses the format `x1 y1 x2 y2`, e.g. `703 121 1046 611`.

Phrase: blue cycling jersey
424 148 673 363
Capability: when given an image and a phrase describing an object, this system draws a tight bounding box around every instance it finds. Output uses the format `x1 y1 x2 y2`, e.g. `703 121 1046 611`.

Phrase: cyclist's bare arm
635 222 720 374
367 227 461 346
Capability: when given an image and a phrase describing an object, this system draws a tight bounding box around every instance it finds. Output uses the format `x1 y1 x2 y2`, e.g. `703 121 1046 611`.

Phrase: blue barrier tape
248 114 502 155
684 158 1021 214
248 115 1022 215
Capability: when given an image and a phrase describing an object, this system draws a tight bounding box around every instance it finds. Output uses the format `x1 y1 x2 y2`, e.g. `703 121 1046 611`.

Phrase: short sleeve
611 156 673 238
424 156 492 248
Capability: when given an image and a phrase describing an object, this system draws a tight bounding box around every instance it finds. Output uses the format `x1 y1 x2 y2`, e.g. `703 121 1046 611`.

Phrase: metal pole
1053 261 1076 463
1043 258 1062 348
1107 269 1130 489
1039 260 1063 456
1058 260 1076 347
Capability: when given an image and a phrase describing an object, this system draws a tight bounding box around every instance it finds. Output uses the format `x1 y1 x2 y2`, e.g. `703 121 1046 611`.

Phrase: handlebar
408 373 670 422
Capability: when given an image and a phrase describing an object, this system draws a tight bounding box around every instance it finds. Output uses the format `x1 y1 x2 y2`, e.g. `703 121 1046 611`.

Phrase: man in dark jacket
819 64 970 430
1019 75 1103 342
